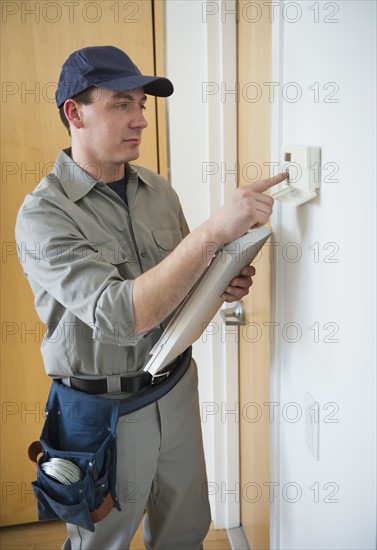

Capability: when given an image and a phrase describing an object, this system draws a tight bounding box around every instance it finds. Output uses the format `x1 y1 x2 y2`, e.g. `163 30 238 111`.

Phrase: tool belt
28 348 192 532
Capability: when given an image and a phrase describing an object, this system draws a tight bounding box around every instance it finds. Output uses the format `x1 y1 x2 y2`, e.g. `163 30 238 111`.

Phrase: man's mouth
123 138 141 144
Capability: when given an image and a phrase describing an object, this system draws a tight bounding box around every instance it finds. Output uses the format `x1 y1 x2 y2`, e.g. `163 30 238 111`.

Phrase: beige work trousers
62 360 211 549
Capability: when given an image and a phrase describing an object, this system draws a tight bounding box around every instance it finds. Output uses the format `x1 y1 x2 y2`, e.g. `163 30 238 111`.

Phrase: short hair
59 86 96 136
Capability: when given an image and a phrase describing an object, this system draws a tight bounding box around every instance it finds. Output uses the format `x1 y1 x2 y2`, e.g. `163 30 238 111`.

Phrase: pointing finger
251 172 289 193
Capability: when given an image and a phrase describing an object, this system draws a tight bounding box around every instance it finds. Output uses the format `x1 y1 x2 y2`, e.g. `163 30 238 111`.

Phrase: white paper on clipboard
143 226 272 376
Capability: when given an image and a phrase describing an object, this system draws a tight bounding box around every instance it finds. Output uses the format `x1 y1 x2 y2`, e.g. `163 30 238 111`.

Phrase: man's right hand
203 172 289 246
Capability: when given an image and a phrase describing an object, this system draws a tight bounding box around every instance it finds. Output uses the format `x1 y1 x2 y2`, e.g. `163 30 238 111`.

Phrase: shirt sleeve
15 198 144 347
179 203 190 239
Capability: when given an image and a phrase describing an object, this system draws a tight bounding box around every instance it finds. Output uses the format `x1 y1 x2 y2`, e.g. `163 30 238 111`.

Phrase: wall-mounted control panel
272 145 321 206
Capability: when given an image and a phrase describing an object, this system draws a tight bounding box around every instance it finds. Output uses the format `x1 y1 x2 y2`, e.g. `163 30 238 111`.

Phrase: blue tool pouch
29 381 121 532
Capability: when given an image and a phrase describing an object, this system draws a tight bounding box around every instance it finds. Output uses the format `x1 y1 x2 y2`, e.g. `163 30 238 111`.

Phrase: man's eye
115 103 146 110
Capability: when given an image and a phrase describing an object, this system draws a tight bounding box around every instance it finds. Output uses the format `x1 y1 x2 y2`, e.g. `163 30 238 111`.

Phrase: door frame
205 2 239 529
269 7 285 548
164 0 244 530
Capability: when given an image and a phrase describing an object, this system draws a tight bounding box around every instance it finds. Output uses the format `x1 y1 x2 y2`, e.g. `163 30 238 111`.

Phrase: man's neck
69 145 126 184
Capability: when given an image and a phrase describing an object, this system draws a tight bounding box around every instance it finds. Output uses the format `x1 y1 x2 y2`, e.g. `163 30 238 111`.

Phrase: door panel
238 2 272 548
0 0 164 526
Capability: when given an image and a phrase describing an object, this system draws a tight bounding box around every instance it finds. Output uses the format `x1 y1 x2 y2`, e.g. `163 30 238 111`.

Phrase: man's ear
64 100 83 131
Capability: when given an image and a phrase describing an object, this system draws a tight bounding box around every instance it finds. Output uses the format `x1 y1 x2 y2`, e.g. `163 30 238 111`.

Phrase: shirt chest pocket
151 228 182 261
98 241 140 277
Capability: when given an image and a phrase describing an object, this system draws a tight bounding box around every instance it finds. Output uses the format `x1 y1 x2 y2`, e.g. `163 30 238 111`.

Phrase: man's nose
130 108 148 129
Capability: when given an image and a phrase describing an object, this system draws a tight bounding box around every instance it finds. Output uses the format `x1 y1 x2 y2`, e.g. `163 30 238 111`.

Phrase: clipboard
143 226 272 375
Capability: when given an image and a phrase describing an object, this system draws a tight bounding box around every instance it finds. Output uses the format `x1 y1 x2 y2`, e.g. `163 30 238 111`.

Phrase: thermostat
272 145 321 206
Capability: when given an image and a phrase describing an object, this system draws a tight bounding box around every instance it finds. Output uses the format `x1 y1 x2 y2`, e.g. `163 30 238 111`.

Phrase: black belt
63 356 182 395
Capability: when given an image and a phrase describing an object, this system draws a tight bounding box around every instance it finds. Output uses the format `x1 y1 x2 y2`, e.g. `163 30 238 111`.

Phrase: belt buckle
151 370 170 385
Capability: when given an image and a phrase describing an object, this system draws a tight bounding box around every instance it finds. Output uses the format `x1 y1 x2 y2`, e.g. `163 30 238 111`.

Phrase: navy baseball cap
55 45 174 107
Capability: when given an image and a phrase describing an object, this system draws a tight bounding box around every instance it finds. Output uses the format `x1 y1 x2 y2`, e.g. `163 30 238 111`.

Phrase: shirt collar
128 164 157 191
54 148 99 202
54 148 156 202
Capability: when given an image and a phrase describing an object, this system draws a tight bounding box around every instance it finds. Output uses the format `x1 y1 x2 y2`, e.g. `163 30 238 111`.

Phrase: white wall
270 1 376 548
164 0 376 544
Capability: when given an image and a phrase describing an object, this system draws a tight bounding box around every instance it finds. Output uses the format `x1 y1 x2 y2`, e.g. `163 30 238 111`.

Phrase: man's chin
120 147 140 164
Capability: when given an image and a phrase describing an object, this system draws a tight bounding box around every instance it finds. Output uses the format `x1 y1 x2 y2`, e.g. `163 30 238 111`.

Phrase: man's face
76 87 148 169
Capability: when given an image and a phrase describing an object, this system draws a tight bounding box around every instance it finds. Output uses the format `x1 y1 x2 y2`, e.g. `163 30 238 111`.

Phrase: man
15 46 287 549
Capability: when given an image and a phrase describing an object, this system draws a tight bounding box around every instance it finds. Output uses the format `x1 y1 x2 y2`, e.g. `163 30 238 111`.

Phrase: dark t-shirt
107 177 127 204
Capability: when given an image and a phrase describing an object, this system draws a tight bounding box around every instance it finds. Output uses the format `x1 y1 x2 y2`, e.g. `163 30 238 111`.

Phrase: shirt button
121 252 126 260
140 251 146 257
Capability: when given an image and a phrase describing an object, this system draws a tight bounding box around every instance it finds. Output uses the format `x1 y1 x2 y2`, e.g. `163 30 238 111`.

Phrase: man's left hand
222 265 256 302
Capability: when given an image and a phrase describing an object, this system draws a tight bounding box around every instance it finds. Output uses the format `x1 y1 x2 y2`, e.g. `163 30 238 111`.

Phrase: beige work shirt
15 148 189 378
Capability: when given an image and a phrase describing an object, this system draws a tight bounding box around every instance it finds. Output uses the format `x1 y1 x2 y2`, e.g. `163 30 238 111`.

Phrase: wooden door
0 0 167 526
238 2 273 548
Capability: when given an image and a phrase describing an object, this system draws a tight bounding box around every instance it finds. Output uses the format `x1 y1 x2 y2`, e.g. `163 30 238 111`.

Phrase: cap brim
96 75 174 97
